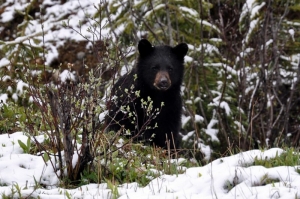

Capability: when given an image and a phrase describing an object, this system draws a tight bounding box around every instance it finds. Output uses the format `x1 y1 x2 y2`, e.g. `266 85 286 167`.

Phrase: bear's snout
154 71 171 91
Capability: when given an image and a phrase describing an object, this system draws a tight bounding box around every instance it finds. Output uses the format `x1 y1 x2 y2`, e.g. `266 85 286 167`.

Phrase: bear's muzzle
154 71 171 91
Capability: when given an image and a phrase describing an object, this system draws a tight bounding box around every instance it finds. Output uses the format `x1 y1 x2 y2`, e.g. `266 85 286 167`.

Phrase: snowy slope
0 132 299 199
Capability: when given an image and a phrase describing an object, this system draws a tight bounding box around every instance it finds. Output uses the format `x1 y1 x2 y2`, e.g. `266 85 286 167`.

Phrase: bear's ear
173 43 188 59
138 39 153 56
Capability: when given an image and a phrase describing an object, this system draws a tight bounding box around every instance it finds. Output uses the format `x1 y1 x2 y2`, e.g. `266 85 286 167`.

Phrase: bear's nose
159 78 168 87
158 76 170 90
154 72 171 90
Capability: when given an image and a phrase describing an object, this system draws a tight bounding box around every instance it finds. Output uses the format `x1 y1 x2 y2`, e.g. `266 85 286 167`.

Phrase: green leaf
17 137 31 153
43 153 49 162
27 137 31 150
18 140 28 153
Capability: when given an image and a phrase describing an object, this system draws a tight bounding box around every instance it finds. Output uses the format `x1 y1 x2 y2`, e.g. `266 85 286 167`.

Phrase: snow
234 121 246 133
16 80 29 95
12 93 18 102
239 0 263 22
182 131 194 141
220 101 231 116
184 56 193 63
144 4 165 18
0 0 107 106
0 93 8 106
0 58 10 68
197 19 221 34
99 110 108 123
205 118 219 142
0 0 29 23
203 63 237 76
0 0 102 66
243 18 259 46
181 115 191 128
198 143 212 161
192 43 220 55
1 75 11 82
59 69 76 82
1 132 300 198
240 1 266 47
195 114 204 123
179 6 198 17
250 2 266 19
181 114 203 129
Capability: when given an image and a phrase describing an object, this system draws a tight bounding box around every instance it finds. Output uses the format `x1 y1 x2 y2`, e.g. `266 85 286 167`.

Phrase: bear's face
137 39 188 91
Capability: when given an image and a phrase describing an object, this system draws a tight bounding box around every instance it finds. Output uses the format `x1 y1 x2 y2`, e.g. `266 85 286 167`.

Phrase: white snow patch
0 58 10 68
12 93 18 102
195 114 204 123
0 94 8 106
181 115 191 128
16 80 29 95
59 70 76 82
144 4 164 18
99 110 108 123
210 38 222 42
234 121 246 133
250 2 266 19
179 6 198 17
1 75 11 81
184 56 193 63
220 101 231 116
243 18 259 46
182 131 194 141
197 142 212 161
205 118 219 142
240 0 265 22
203 63 237 75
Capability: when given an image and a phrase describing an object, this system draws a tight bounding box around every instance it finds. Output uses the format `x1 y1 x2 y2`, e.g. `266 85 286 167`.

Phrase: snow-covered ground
0 132 299 199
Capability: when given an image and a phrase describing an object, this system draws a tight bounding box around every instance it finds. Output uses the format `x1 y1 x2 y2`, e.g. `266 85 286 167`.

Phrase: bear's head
137 39 188 91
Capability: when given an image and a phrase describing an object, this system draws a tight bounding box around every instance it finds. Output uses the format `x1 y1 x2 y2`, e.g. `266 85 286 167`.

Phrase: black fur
106 39 188 149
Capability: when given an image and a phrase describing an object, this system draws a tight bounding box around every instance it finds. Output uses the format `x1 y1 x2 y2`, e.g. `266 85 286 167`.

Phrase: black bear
106 39 188 150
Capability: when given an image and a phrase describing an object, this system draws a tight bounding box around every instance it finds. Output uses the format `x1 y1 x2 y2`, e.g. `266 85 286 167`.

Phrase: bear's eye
168 67 173 72
152 66 159 71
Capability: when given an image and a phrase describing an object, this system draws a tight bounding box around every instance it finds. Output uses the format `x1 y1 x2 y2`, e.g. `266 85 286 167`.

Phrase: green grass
253 148 300 170
79 142 198 187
